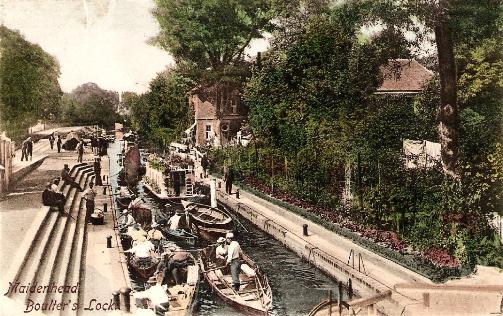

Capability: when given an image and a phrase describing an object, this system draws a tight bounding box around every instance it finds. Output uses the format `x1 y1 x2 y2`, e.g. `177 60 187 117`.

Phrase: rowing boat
140 253 200 316
161 228 197 246
199 245 272 315
127 255 160 281
181 201 233 229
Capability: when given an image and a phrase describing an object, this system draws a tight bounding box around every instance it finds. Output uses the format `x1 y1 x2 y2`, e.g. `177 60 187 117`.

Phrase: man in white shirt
225 232 241 291
126 224 148 243
82 182 97 222
125 240 155 259
167 209 189 230
133 273 169 315
120 210 136 230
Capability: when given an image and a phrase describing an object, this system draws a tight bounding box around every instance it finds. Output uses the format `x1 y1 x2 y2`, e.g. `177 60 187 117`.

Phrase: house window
205 124 212 140
230 98 237 114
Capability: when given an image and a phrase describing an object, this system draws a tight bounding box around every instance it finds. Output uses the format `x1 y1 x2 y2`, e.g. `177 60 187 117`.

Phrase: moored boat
138 253 200 316
161 229 197 246
199 244 272 315
182 201 233 229
127 255 160 281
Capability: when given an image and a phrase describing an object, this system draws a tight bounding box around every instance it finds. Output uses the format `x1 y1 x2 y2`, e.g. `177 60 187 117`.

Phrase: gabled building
376 59 434 94
188 81 247 147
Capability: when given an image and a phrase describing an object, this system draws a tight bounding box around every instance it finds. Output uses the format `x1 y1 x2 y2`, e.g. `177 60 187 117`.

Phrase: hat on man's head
217 237 226 243
64 164 69 168
46 182 52 188
225 232 234 239
176 208 185 214
122 210 128 214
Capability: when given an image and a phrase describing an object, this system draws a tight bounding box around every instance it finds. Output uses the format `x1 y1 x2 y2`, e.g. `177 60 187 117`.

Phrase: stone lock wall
0 132 14 193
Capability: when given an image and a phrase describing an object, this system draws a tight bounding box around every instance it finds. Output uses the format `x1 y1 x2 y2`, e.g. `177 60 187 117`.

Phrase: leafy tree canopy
0 26 62 134
154 0 275 73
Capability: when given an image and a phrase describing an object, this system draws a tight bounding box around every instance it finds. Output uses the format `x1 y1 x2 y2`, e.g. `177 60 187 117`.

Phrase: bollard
103 203 108 212
236 189 240 199
103 175 106 181
348 278 353 299
103 186 107 195
218 181 221 189
303 224 308 236
120 287 132 312
106 235 112 248
200 173 203 179
112 290 121 310
338 281 343 316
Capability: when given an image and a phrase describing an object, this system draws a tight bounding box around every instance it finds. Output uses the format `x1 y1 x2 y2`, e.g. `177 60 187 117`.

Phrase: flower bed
231 175 466 282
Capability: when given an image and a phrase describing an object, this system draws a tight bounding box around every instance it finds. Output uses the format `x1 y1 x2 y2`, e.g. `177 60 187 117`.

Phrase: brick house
188 81 247 147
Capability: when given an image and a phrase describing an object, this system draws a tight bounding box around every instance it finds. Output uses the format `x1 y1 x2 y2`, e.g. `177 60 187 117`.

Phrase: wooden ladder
185 177 194 195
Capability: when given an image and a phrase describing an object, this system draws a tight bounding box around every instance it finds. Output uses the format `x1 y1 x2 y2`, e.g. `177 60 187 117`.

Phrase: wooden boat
182 201 233 230
141 253 200 316
161 229 197 246
127 255 160 281
199 245 272 315
128 197 153 229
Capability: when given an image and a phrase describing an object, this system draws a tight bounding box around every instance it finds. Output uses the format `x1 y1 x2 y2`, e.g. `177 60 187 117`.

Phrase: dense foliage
207 0 503 276
128 71 195 150
0 26 62 137
61 82 121 128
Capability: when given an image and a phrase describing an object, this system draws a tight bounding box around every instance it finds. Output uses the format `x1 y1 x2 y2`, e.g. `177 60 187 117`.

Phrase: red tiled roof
377 59 434 93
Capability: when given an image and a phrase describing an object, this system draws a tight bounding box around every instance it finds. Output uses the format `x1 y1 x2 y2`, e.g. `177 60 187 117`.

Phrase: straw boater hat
122 210 128 215
226 232 234 239
176 208 185 214
217 237 226 243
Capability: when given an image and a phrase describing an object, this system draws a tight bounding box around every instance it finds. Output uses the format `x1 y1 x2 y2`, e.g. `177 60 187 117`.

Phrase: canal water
108 141 347 315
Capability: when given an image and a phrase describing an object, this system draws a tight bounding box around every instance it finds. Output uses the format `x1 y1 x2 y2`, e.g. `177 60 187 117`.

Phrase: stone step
61 176 96 315
28 168 94 306
42 171 94 309
20 166 93 304
2 164 82 297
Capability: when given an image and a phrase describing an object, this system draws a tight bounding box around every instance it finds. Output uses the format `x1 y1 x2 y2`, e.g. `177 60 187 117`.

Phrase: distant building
376 59 434 94
188 81 247 147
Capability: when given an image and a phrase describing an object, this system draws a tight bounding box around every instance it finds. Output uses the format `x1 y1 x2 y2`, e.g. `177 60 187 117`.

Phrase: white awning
184 122 197 135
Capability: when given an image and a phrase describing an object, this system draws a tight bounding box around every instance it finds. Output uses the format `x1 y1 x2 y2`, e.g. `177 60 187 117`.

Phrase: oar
203 265 227 273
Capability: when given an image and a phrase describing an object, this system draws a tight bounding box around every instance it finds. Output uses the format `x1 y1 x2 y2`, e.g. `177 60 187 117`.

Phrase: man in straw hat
225 232 242 291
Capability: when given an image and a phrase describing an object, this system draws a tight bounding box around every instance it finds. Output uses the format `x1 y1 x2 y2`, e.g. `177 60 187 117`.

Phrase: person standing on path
20 138 28 161
56 136 62 153
93 156 103 186
26 137 33 161
77 140 84 163
201 155 209 178
225 232 242 291
82 182 96 222
49 133 55 150
224 166 234 195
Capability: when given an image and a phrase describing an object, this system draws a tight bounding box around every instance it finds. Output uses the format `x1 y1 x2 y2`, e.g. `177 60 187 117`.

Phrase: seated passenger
42 182 65 214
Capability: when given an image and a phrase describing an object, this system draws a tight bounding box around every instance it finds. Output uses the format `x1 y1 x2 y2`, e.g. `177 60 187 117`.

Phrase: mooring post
328 289 332 316
303 224 308 236
103 203 108 212
112 290 120 310
103 186 107 195
106 235 112 248
120 287 132 312
348 278 353 299
236 189 240 199
338 281 343 316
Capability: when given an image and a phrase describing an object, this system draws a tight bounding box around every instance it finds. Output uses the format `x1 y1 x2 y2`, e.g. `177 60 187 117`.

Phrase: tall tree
0 26 62 133
153 0 274 72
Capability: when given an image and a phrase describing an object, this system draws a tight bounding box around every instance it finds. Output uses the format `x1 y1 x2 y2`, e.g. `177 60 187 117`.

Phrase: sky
0 0 269 94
